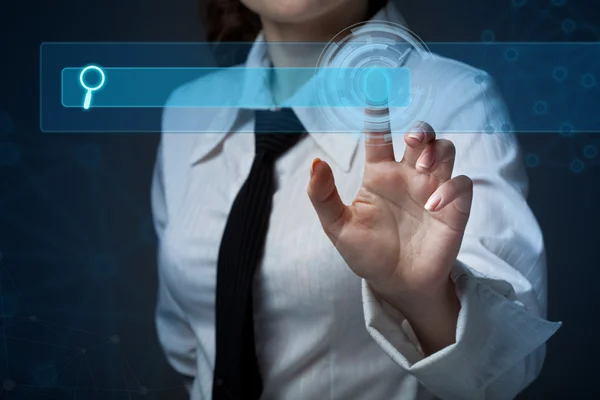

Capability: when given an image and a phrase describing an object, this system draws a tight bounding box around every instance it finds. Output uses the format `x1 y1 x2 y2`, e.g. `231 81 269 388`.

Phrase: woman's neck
261 0 374 105
261 1 371 68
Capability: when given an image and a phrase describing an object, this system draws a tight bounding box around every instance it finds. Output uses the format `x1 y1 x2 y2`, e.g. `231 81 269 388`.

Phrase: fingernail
417 151 435 169
310 157 321 177
424 193 442 211
408 128 425 142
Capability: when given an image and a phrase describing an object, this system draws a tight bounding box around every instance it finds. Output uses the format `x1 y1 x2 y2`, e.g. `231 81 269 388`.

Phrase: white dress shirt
152 3 561 399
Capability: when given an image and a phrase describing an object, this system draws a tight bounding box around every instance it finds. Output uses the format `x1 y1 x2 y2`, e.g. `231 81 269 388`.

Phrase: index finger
364 106 395 163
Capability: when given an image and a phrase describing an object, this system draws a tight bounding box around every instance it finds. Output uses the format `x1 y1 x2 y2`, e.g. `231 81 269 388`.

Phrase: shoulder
405 52 508 132
409 53 491 94
399 53 522 173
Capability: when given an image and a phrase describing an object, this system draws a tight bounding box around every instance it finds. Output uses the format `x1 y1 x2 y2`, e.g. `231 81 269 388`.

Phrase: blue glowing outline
79 65 106 110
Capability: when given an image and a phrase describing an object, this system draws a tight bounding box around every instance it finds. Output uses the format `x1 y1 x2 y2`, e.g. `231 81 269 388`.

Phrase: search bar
60 67 411 109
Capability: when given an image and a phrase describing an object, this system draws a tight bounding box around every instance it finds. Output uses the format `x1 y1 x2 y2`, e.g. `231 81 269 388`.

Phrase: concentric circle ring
314 21 438 135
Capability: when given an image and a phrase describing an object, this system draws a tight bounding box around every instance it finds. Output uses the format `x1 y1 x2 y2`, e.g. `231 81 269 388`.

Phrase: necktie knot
254 109 306 159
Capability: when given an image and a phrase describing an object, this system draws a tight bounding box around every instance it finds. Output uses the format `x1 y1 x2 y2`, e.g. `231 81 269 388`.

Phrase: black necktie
212 109 306 400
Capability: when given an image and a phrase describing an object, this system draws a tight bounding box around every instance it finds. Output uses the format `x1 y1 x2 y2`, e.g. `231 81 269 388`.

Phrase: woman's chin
244 0 346 25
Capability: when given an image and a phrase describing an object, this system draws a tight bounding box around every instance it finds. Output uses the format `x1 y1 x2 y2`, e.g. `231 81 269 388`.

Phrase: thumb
307 158 350 239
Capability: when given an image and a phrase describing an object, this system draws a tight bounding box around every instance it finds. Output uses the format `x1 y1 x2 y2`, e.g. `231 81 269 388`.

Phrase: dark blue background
1 0 599 398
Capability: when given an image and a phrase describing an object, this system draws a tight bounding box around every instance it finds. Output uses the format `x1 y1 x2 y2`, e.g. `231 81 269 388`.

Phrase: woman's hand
307 109 473 354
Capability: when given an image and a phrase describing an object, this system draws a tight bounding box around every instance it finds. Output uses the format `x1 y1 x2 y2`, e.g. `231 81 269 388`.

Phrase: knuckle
415 120 434 132
458 174 473 190
406 121 436 144
415 121 436 140
436 139 456 158
465 176 474 190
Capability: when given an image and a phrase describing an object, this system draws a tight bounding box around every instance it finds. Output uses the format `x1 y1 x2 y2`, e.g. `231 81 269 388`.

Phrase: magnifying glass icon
79 65 106 110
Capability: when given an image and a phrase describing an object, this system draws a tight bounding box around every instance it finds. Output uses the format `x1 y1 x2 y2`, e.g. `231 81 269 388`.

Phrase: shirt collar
189 1 408 172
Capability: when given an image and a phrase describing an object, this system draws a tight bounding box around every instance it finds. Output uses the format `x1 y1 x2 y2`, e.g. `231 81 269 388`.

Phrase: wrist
370 276 461 355
372 276 458 320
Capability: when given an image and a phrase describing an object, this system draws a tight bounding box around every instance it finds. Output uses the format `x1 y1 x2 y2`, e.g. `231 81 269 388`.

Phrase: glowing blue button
362 68 390 106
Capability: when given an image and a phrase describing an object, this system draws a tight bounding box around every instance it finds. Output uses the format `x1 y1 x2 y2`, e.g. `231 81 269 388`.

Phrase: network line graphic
472 0 600 174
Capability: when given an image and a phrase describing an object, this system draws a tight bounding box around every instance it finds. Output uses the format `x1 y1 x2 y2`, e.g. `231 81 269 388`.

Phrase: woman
152 0 561 399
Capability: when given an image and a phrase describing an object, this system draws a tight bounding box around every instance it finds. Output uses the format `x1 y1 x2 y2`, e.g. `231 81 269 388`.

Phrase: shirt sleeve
152 140 198 379
361 72 562 400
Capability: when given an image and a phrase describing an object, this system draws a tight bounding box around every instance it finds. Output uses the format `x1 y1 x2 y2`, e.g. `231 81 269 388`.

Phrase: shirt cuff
362 260 562 400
